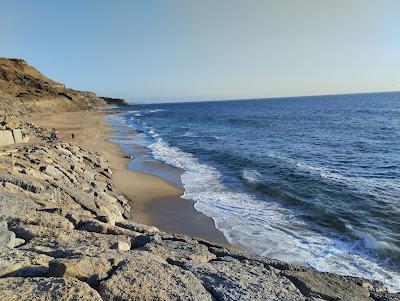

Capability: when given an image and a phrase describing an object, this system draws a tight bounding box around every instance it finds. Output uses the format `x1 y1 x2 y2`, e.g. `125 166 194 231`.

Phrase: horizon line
128 90 400 105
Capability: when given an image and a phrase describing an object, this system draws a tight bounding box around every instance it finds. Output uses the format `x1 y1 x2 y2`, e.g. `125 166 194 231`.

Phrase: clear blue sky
1 0 399 103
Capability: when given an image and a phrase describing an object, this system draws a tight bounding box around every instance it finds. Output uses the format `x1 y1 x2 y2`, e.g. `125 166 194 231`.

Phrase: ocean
108 92 400 291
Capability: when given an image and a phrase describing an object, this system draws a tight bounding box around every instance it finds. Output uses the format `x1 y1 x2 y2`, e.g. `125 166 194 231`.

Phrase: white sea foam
182 131 197 138
347 225 399 254
128 109 166 115
145 132 400 291
241 169 262 184
111 112 400 292
295 162 347 182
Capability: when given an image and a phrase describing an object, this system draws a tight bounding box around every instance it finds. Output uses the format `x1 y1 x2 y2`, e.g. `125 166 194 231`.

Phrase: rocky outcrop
0 277 102 301
0 121 397 300
0 116 30 146
100 96 129 106
0 58 108 114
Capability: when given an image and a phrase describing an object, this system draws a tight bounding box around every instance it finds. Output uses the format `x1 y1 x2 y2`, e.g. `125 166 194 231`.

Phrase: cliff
100 96 129 107
0 58 107 114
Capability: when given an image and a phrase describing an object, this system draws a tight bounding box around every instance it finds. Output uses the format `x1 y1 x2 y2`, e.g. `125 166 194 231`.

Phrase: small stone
112 240 131 251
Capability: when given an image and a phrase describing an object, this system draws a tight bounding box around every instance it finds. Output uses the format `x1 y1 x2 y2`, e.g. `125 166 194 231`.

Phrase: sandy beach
27 110 229 246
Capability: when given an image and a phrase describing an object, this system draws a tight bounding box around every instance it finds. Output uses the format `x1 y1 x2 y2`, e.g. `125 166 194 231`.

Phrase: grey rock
40 165 64 179
48 256 112 287
208 245 304 271
79 219 139 236
175 256 307 301
0 248 52 277
0 171 44 193
0 222 16 248
0 130 15 146
116 221 159 233
8 211 74 232
111 239 131 251
371 292 400 301
12 129 23 143
99 252 212 301
0 277 103 301
143 238 217 263
132 233 163 248
283 270 376 301
13 238 25 247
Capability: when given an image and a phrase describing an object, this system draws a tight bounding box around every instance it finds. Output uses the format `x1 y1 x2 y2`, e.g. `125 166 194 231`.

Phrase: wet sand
27 110 229 246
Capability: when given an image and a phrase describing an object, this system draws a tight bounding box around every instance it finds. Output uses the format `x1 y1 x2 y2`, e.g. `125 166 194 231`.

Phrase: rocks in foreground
0 277 102 301
0 124 397 300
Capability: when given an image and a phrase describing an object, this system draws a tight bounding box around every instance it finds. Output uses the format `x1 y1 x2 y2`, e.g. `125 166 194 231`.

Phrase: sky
1 0 399 103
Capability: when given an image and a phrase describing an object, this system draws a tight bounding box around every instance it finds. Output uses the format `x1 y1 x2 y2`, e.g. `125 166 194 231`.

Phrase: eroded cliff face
0 58 107 114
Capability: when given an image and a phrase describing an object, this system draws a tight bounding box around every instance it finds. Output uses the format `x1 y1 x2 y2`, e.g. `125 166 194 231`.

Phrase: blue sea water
109 92 400 291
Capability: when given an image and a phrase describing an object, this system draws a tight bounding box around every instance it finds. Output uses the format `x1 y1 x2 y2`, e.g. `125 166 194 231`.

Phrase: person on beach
50 130 61 141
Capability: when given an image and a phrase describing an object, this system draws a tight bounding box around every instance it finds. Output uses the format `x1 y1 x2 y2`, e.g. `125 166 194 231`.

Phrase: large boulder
283 270 384 301
175 256 307 301
0 277 102 301
99 251 212 301
48 256 112 287
0 130 14 146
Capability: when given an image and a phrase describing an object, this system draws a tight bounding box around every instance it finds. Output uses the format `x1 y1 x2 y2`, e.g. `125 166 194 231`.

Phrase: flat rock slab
12 129 23 143
99 251 212 301
283 270 377 301
0 277 102 301
177 257 307 301
48 256 112 287
0 130 15 146
140 237 217 263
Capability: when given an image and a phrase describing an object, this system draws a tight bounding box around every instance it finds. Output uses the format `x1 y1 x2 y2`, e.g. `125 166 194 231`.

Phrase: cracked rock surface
0 122 397 300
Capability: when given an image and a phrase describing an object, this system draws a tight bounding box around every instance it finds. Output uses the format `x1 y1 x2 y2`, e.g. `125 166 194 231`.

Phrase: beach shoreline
27 110 230 246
